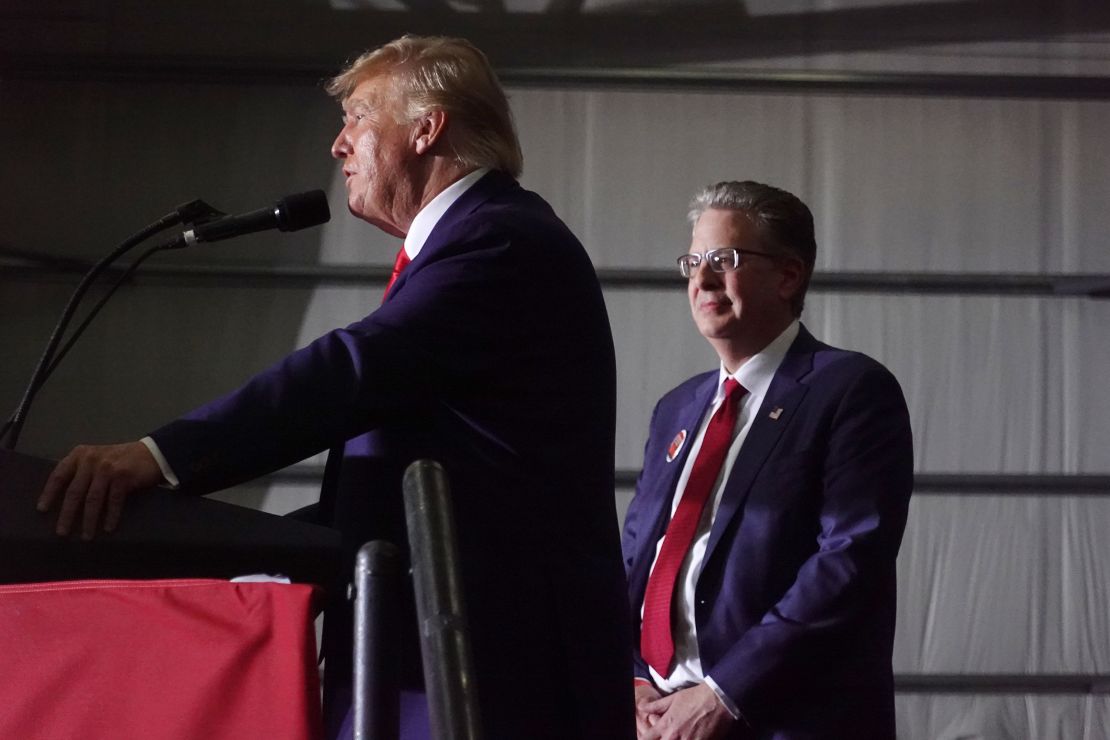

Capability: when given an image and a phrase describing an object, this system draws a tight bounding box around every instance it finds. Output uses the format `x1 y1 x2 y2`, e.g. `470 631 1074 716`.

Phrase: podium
0 448 342 740
0 448 340 585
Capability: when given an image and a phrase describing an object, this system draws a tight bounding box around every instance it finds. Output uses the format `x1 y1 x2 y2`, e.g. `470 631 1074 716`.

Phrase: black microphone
180 190 330 246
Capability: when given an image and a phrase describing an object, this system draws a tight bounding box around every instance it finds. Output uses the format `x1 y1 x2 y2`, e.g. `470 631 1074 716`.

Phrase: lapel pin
769 407 783 420
666 430 688 462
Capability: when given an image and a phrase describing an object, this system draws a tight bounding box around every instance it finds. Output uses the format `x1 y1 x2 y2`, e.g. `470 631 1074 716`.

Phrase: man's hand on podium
36 442 163 540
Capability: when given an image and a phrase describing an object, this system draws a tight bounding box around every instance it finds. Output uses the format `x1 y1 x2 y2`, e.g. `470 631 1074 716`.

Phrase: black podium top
0 449 341 587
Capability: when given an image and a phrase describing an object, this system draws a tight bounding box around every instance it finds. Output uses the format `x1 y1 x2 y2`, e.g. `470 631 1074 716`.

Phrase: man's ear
777 256 806 303
413 109 448 155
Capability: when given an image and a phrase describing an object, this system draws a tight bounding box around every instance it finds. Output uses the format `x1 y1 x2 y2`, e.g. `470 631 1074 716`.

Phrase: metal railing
352 460 483 740
352 541 401 740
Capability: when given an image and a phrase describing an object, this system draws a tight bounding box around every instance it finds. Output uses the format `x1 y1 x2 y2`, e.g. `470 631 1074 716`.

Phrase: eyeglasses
676 247 780 279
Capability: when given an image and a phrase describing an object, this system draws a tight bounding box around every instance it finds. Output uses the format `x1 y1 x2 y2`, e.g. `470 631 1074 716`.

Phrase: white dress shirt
141 167 492 486
402 167 488 260
641 320 799 714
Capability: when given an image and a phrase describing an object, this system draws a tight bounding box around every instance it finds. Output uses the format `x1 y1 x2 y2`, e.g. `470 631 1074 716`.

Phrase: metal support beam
5 258 1110 298
3 0 1110 74
257 467 1110 497
895 673 1110 695
5 55 1110 101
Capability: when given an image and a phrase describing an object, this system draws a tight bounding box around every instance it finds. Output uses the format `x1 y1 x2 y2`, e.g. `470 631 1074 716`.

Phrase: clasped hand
635 681 739 740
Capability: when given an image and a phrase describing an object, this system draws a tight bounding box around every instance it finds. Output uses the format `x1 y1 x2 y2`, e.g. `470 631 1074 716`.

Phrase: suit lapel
630 373 717 588
702 327 821 564
652 374 718 516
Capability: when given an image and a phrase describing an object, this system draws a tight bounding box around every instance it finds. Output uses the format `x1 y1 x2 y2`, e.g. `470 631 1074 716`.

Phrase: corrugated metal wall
3 68 1110 737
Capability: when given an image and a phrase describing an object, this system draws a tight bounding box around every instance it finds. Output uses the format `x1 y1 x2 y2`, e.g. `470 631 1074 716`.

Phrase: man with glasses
622 181 913 739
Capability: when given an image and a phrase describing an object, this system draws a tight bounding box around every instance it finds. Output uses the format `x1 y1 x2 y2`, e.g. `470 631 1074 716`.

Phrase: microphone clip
166 199 226 249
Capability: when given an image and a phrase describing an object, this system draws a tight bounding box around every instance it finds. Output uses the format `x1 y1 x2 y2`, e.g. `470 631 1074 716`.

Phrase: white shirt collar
715 319 800 402
403 167 490 259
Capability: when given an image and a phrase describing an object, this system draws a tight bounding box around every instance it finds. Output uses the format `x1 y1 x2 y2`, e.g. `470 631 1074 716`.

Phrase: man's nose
330 130 349 160
692 259 721 287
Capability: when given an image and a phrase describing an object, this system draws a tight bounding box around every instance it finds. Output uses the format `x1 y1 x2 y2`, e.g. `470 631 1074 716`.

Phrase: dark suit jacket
150 171 634 740
622 325 913 739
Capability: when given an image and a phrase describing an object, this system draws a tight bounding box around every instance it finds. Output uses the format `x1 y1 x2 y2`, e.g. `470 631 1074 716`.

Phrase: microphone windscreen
276 190 331 232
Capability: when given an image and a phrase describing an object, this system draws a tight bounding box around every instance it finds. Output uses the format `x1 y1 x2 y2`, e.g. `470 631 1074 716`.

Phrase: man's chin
694 319 735 340
346 192 366 214
347 200 382 227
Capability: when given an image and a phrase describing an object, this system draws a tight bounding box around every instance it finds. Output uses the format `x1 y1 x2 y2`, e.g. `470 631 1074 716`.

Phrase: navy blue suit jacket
622 326 913 739
151 171 634 739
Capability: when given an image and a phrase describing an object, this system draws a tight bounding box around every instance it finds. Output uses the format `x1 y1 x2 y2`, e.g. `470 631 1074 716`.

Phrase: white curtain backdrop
3 73 1109 738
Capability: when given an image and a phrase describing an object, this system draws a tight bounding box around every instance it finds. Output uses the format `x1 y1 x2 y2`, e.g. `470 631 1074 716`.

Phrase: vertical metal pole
403 460 483 740
353 540 400 740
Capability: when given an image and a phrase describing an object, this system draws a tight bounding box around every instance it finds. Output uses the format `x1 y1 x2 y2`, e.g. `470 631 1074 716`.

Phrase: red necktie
383 246 411 302
640 377 747 677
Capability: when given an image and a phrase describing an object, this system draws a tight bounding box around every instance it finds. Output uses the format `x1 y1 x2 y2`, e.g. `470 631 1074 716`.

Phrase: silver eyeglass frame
676 247 780 278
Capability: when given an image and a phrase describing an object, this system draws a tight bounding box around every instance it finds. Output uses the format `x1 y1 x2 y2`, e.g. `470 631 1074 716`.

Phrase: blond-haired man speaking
40 36 633 740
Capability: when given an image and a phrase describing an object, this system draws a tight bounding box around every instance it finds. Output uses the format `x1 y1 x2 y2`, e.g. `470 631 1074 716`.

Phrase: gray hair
328 35 523 177
688 180 816 316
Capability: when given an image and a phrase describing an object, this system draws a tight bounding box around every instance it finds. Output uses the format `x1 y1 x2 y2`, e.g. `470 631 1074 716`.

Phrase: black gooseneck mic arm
0 200 223 450
1 191 330 451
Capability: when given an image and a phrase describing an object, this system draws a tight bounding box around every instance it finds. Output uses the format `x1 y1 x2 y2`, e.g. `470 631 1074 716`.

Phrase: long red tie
640 378 747 677
382 246 411 302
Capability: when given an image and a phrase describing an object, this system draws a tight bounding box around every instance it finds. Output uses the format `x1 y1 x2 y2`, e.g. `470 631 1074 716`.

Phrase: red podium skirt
0 578 323 740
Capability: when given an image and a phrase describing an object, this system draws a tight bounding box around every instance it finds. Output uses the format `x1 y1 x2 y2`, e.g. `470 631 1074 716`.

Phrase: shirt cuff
703 675 742 721
139 436 179 489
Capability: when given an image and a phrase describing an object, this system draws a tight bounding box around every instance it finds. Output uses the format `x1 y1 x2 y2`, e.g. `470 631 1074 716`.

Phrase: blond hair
328 35 523 177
